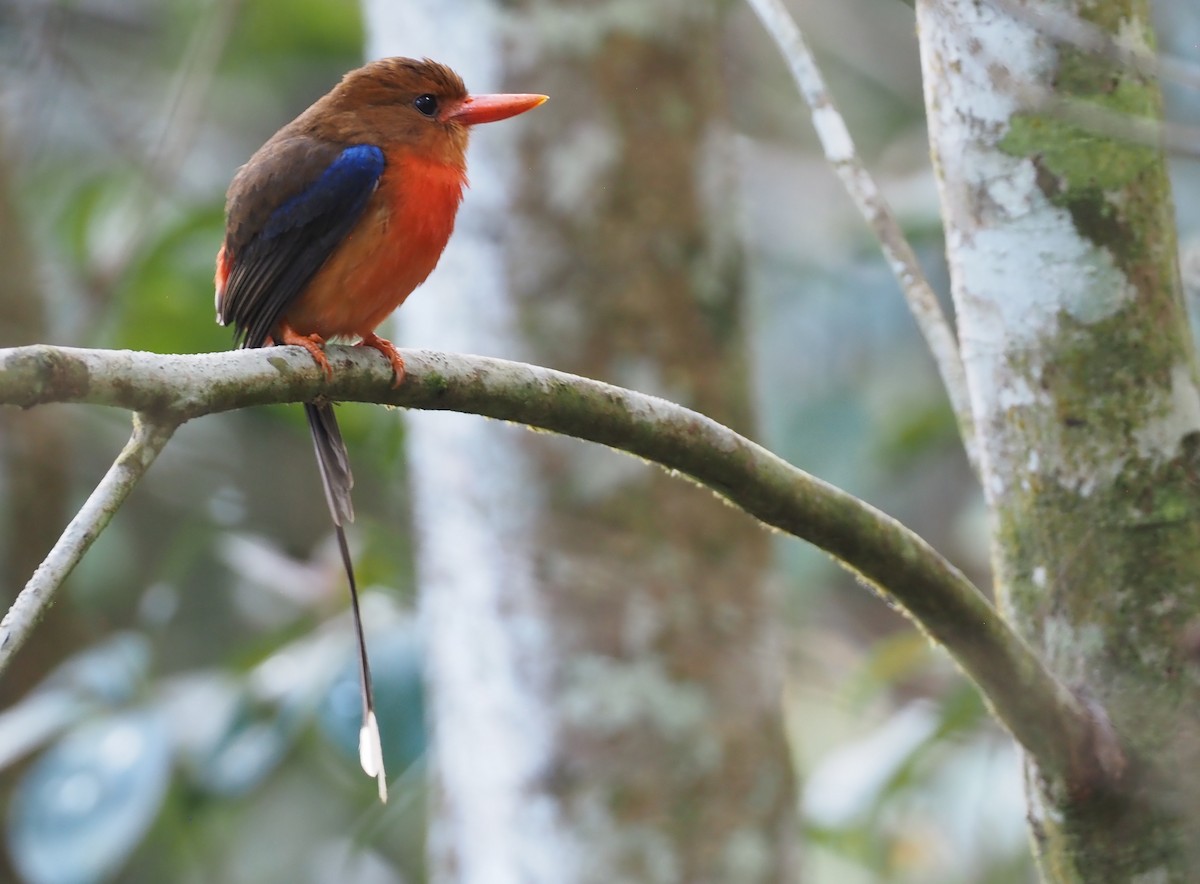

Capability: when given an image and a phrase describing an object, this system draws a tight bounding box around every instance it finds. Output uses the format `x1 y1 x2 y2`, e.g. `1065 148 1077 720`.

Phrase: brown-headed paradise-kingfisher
214 57 546 802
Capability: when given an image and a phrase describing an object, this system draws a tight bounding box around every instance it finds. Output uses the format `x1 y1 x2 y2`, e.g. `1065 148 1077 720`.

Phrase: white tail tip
359 711 388 804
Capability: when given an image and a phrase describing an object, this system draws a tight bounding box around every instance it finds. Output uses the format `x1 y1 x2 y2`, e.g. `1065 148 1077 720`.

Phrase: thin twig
988 0 1200 94
0 343 1117 788
0 411 177 675
92 0 240 291
1020 86 1200 160
149 0 240 183
984 0 1200 160
742 0 978 471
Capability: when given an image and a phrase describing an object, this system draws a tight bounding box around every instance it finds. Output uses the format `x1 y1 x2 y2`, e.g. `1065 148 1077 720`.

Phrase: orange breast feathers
281 150 467 341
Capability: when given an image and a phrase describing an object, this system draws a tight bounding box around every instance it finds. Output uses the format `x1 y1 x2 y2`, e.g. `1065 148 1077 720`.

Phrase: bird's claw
357 332 406 388
277 324 334 381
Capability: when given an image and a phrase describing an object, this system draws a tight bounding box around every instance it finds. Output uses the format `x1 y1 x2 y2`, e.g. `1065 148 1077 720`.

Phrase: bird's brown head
297 57 547 168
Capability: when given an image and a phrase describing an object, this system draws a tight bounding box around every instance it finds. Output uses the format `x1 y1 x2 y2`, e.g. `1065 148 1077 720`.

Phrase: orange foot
357 331 406 388
275 322 333 381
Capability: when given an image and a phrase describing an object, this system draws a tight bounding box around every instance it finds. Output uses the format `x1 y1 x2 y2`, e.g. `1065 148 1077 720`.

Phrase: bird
214 57 546 802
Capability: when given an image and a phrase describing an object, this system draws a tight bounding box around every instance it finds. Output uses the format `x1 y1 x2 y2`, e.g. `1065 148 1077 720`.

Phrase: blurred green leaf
189 701 295 798
224 0 362 71
0 635 153 776
318 625 425 777
0 692 89 774
845 632 934 707
46 633 153 706
106 202 229 354
53 175 117 271
805 701 940 831
7 710 172 884
872 399 960 470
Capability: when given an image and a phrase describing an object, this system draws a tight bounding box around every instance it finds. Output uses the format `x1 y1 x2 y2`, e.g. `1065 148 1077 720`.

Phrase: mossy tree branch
0 343 1119 791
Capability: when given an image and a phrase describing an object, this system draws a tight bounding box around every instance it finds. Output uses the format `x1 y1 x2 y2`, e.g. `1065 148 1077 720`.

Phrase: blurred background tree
366 2 796 880
0 0 1195 882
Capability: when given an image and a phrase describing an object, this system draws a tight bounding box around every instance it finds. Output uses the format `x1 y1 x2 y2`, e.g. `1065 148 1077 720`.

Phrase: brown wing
217 137 385 349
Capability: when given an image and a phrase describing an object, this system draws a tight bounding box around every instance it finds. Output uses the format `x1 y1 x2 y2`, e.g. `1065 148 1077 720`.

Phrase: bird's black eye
413 94 438 117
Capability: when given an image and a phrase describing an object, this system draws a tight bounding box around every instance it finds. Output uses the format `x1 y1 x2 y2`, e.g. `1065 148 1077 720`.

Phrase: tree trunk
916 0 1200 878
365 1 797 881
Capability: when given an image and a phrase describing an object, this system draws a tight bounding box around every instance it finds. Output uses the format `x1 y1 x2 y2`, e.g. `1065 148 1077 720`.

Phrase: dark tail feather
305 402 355 526
304 402 387 802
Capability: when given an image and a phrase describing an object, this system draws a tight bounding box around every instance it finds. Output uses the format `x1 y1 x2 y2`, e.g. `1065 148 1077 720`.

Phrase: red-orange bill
448 93 548 125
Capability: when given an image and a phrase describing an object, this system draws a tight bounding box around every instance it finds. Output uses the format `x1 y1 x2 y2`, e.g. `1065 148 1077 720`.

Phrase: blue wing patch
263 145 385 239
